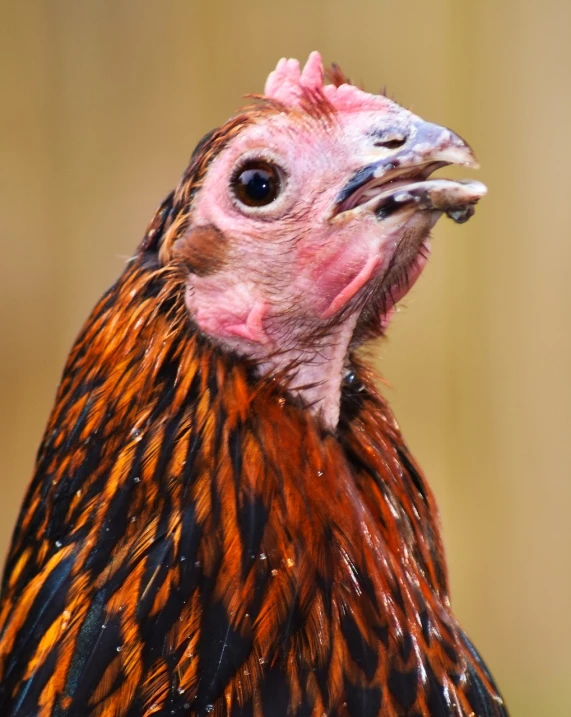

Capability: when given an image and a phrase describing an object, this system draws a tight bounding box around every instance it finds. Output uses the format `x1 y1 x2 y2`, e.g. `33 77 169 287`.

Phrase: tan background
1 2 569 714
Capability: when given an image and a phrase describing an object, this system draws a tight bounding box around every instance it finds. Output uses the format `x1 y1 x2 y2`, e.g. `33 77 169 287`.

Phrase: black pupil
237 167 277 205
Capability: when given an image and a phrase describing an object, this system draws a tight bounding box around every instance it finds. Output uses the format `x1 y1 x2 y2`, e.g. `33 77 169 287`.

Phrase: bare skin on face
184 53 486 428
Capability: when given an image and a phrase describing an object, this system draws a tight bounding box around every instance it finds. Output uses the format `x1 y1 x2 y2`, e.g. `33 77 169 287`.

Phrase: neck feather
8 251 503 713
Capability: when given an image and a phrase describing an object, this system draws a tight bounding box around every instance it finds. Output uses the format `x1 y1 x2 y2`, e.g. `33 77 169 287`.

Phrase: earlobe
187 276 270 347
223 300 269 344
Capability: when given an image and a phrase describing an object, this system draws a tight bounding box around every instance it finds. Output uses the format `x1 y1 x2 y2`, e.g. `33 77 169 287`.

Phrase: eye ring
232 160 282 208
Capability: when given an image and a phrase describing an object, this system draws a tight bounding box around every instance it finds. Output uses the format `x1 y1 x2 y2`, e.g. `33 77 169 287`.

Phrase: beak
334 119 484 218
404 120 479 169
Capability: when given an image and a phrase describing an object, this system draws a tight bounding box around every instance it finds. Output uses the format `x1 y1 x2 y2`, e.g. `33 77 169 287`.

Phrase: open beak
334 121 487 224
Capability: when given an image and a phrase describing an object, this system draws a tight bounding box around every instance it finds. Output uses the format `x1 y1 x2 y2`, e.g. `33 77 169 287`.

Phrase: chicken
0 52 507 716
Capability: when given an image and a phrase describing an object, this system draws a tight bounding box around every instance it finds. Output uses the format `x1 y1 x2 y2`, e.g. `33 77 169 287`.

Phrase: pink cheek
300 236 384 319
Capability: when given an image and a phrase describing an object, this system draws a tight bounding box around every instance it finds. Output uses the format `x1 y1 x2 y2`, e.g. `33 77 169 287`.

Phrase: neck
256 315 360 428
4 249 505 717
186 272 361 429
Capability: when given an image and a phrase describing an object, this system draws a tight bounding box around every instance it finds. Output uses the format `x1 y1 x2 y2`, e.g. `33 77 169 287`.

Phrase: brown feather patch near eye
173 224 229 276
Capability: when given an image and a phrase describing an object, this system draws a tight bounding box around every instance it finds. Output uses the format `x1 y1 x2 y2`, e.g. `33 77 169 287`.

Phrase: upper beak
405 120 479 169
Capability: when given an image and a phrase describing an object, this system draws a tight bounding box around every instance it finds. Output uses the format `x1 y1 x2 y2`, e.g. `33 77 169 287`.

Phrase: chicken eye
233 161 281 207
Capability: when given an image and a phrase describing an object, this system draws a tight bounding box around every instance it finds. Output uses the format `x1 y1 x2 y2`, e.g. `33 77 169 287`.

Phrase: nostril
374 134 407 150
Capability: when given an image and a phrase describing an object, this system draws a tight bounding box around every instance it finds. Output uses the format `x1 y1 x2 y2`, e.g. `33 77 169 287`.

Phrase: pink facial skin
183 53 484 427
187 108 417 334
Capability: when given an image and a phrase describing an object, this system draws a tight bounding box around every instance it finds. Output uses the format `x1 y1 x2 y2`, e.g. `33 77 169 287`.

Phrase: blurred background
1 1 570 714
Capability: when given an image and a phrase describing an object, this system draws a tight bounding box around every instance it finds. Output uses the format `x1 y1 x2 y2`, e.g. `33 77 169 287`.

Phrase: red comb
264 51 392 113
